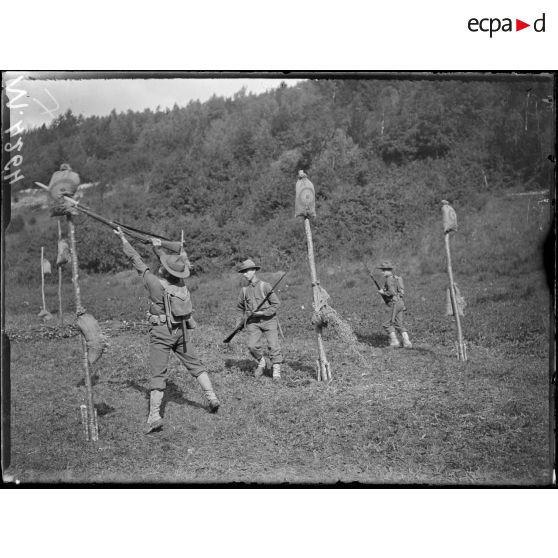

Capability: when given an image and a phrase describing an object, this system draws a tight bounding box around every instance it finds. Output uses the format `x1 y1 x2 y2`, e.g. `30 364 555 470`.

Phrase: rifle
223 272 287 343
363 263 390 305
34 181 183 253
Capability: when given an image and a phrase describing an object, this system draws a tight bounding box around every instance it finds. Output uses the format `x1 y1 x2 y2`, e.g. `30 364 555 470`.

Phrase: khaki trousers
382 299 407 334
246 317 283 364
148 323 204 391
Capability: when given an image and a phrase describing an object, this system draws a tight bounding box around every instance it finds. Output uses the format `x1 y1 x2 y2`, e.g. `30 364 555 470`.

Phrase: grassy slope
5 255 551 484
5 187 552 484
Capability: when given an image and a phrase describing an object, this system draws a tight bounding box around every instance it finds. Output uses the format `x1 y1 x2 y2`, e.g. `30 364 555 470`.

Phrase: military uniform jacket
122 239 173 317
382 275 403 304
236 278 280 321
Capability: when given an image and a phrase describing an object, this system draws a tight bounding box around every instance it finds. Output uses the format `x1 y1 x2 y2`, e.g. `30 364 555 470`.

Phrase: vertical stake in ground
304 219 331 381
41 246 47 313
180 230 188 351
442 200 467 361
38 247 52 320
295 171 331 381
67 214 99 441
57 219 64 326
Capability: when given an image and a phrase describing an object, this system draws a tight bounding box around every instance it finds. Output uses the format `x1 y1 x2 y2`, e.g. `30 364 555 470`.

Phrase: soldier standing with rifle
376 260 413 349
233 259 284 380
114 227 220 433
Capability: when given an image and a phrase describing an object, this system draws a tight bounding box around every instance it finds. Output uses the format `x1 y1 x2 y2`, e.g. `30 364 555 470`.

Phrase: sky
4 72 304 129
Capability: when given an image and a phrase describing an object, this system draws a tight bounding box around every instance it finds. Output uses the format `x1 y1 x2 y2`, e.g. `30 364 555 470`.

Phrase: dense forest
7 77 555 280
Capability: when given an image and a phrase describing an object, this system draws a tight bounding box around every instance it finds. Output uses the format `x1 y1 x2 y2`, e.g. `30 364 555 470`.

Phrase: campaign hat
237 259 261 273
160 253 191 278
377 260 394 270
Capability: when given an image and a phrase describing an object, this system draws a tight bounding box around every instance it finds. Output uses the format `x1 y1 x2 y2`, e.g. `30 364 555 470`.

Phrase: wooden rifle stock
181 318 188 352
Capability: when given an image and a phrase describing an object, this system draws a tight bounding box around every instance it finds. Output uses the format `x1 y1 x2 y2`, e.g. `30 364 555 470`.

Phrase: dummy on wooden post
45 164 106 441
296 170 331 381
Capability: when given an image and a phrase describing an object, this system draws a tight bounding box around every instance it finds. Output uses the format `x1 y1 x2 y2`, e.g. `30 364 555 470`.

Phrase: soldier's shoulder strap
260 281 270 299
242 285 254 309
159 277 189 299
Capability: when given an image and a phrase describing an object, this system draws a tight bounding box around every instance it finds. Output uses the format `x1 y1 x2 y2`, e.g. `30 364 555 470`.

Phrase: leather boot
388 331 400 348
254 356 266 378
146 389 164 433
197 372 220 413
401 331 413 348
272 363 281 380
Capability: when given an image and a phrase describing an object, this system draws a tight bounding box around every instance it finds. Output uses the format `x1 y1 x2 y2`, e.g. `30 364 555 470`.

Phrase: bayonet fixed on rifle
363 263 390 305
223 272 287 343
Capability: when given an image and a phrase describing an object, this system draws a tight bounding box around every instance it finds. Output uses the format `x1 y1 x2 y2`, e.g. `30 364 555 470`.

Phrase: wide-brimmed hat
160 253 191 278
377 260 394 270
237 259 260 273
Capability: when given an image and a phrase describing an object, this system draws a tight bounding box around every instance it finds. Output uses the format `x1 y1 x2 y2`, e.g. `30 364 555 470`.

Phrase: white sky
4 73 304 129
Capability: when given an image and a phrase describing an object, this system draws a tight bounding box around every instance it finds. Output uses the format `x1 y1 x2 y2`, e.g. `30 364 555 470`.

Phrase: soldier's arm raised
151 236 165 259
115 227 149 275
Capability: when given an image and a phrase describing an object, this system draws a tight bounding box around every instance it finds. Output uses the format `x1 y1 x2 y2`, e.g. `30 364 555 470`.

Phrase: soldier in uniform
235 259 283 380
114 227 220 433
377 260 412 349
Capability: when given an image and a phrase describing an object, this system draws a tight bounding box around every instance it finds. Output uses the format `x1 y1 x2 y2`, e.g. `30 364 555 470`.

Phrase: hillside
6 77 554 281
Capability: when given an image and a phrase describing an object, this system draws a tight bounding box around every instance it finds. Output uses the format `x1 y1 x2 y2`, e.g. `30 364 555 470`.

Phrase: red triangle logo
516 19 530 31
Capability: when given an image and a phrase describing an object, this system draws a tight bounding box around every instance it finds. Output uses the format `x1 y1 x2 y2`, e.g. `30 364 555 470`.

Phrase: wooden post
67 215 98 441
304 217 331 381
40 247 47 313
180 229 188 350
444 233 466 361
80 405 88 440
57 219 64 326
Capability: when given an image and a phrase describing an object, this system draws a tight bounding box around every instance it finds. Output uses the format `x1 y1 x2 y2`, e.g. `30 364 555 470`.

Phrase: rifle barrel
35 181 176 246
362 263 389 305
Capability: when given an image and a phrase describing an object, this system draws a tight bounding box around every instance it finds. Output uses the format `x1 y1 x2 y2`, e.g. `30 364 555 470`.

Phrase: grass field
4 259 552 485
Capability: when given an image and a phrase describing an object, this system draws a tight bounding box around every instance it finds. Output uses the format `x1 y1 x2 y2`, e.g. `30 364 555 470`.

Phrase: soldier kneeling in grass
377 260 413 349
235 259 283 380
114 227 220 433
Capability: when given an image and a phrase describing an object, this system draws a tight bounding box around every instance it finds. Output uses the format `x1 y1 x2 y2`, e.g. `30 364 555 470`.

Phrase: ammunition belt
147 313 167 325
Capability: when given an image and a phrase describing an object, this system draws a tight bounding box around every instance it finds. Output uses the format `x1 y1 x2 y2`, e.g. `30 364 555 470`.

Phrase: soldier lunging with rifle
114 227 220 433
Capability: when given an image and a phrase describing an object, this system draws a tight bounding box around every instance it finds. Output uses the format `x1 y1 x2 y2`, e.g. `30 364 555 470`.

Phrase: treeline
10 78 554 277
